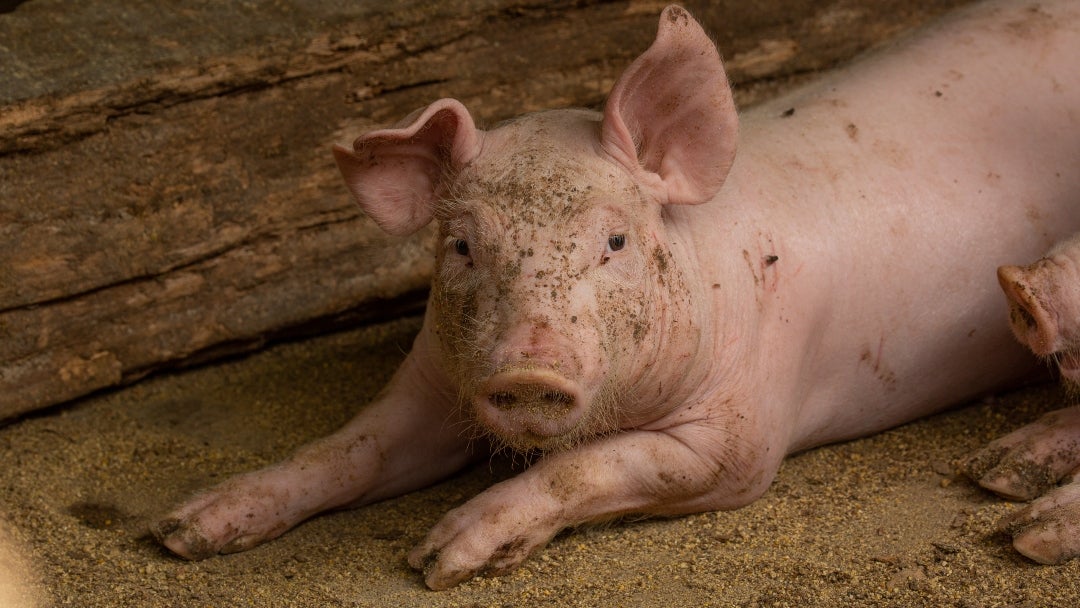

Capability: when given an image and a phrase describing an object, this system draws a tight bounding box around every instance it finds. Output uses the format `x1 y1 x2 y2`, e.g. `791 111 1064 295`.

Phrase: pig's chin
470 368 600 453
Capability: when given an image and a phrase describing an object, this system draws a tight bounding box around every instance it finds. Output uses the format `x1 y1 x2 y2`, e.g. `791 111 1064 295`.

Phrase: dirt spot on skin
742 232 784 301
482 536 530 577
871 139 914 171
652 246 669 273
987 458 1057 501
1003 4 1056 40
957 445 1009 481
1010 303 1038 332
742 249 761 288
859 336 898 392
547 463 587 503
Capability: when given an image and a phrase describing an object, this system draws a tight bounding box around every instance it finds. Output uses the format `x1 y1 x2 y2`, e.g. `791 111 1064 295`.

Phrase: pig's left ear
601 5 738 205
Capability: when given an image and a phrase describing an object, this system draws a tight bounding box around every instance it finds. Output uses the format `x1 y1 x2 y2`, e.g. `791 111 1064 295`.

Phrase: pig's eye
453 238 470 257
607 234 626 252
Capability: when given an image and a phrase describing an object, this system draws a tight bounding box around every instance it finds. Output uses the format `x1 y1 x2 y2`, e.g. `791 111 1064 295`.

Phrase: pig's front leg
409 422 777 590
154 351 474 559
961 406 1080 564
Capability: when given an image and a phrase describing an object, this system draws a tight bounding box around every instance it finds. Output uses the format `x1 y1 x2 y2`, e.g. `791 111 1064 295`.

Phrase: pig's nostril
487 385 575 410
490 391 518 408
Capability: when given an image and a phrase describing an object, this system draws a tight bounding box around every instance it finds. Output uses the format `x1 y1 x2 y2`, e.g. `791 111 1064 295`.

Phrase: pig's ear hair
601 5 738 205
333 99 482 236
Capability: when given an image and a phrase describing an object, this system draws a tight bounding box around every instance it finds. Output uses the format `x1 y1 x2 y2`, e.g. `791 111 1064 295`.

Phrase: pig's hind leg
154 351 474 560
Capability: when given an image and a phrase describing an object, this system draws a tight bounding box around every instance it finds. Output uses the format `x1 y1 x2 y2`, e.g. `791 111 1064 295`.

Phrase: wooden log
0 0 973 419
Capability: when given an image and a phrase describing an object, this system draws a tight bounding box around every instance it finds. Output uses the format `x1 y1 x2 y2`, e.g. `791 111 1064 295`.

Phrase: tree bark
0 0 972 419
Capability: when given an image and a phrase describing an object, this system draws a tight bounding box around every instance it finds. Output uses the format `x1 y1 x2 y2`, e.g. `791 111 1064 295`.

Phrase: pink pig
155 0 1080 589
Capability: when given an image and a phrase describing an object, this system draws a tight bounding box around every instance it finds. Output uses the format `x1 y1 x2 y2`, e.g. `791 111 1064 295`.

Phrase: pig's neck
667 121 956 458
660 163 821 456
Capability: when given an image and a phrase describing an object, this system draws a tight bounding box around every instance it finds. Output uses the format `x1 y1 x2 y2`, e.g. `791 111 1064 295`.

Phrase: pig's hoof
407 488 558 590
152 471 303 560
152 516 219 560
959 405 1080 564
1002 481 1080 565
959 406 1080 501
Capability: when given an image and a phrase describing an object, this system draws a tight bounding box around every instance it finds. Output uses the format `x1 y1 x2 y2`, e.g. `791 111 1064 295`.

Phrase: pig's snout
474 368 589 447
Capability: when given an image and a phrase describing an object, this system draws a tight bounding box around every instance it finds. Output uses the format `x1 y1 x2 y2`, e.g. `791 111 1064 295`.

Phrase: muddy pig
963 233 1080 564
154 0 1080 589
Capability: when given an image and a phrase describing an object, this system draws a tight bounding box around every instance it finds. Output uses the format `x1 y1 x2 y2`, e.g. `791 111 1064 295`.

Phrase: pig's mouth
472 368 590 451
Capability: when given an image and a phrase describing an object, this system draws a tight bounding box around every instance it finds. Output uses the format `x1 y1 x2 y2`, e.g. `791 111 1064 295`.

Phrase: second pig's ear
998 264 1060 357
601 5 738 206
333 99 482 236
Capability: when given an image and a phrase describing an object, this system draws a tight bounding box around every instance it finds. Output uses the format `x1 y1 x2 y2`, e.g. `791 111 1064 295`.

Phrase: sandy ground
1 315 1078 607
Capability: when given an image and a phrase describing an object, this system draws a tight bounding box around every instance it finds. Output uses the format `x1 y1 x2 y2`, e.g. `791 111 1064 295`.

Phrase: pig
962 234 1080 565
153 0 1080 590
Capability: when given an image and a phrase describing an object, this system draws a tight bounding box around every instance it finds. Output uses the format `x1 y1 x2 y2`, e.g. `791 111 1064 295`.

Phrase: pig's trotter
152 517 217 560
960 407 1080 501
1002 482 1080 565
960 406 1080 563
407 483 560 590
152 466 315 560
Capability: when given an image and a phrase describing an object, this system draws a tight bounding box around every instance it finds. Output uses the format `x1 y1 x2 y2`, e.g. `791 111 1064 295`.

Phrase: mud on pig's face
428 111 665 453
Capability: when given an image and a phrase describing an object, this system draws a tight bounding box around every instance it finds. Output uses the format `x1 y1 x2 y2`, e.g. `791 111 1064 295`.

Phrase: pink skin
154 1 1080 589
962 236 1080 564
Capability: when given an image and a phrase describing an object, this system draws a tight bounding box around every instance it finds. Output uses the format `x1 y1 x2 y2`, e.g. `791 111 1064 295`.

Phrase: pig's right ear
333 99 482 236
601 6 738 206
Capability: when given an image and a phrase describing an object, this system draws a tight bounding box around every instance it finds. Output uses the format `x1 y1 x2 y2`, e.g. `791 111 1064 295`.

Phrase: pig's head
333 6 737 452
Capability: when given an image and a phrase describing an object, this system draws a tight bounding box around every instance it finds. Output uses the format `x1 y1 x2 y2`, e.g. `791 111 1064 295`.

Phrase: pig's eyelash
442 235 471 256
